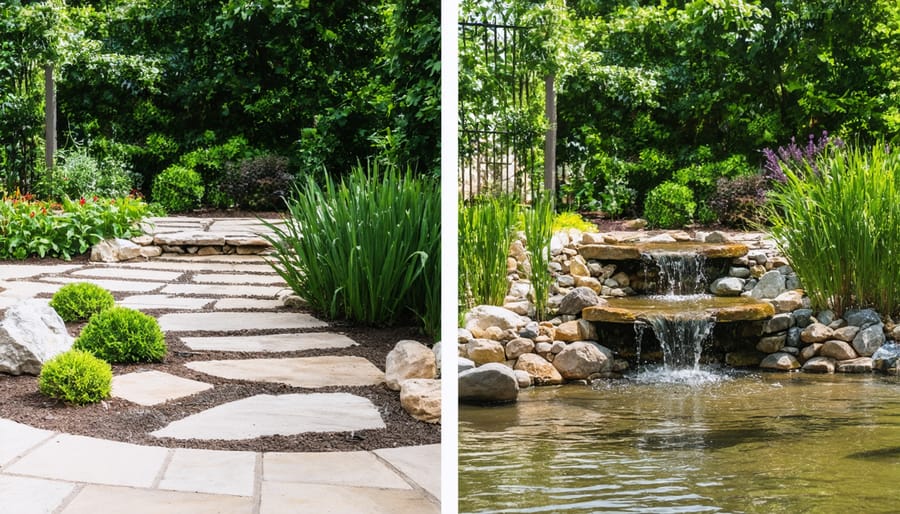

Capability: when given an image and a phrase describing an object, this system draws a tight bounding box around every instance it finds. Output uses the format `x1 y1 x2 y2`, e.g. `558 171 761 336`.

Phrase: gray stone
710 277 744 297
759 352 800 370
785 274 801 290
705 231 731 243
800 323 834 344
836 357 873 374
750 271 786 299
781 346 800 356
816 310 836 325
852 324 885 357
458 357 476 373
558 287 601 316
399 379 441 423
458 363 518 403
466 339 506 365
91 238 142 262
463 305 529 334
729 267 751 279
802 356 836 373
385 340 437 391
557 275 575 288
786 327 802 347
832 326 860 343
763 313 794 334
153 231 226 246
872 342 900 370
0 300 73 375
756 334 786 354
550 340 567 354
819 340 857 361
514 353 564 385
792 309 815 328
513 370 532 388
552 342 613 380
845 308 881 328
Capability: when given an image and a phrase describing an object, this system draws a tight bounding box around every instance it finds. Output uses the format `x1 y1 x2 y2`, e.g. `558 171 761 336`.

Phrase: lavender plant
762 131 845 183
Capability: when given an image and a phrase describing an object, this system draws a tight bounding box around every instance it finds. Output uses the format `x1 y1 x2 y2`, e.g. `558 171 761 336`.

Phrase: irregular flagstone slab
41 277 165 293
263 451 411 490
154 232 226 246
120 295 215 311
158 311 327 332
151 393 385 440
259 482 438 514
181 333 357 352
62 485 254 514
0 265 80 280
186 356 383 387
112 371 213 406
5 434 168 487
158 254 269 264
0 475 77 514
374 445 441 501
0 418 54 466
0 281 61 299
192 273 284 285
161 283 284 298
159 448 256 497
213 298 285 310
109 260 274 273
71 267 183 282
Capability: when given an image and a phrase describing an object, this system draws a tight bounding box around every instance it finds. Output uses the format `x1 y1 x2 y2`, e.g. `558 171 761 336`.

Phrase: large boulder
851 324 885 357
819 340 857 361
557 287 601 316
466 339 506 365
385 340 436 391
759 352 800 371
0 300 74 375
400 379 441 423
91 238 142 262
514 353 564 385
463 305 529 336
710 277 744 297
458 363 518 403
872 342 900 371
750 271 786 300
552 342 613 380
844 308 881 328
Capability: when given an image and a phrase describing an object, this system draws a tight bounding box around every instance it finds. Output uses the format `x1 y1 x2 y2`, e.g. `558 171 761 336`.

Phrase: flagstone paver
158 311 327 332
185 356 384 388
181 332 358 353
60 485 255 514
263 451 412 490
120 294 214 311
0 280 61 299
70 267 183 282
213 298 285 310
42 277 166 293
0 265 80 280
258 482 440 514
160 283 284 298
375 444 442 500
104 260 275 273
192 273 285 285
158 448 256 496
112 371 213 406
151 393 386 440
0 475 77 514
0 419 53 466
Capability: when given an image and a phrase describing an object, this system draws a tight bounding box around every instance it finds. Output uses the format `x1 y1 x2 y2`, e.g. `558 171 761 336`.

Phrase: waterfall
644 251 708 296
635 313 716 372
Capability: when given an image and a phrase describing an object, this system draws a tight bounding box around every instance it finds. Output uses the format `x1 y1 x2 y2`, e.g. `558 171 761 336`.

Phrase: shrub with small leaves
709 174 769 228
151 165 204 213
644 181 696 228
49 282 115 322
74 306 167 363
222 154 294 210
38 349 112 405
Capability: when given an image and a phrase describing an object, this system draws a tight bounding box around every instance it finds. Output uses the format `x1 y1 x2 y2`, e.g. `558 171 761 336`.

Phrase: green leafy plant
222 154 294 210
767 141 900 317
264 162 440 336
151 165 204 213
74 306 167 363
644 181 695 228
34 147 136 201
49 282 115 322
522 192 555 320
38 349 112 405
459 194 519 311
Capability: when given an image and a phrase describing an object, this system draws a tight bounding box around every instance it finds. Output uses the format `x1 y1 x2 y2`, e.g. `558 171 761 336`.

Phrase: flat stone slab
186 356 384 387
0 264 80 280
181 333 357 353
0 418 53 466
157 311 327 332
42 277 165 293
263 451 411 490
213 298 285 310
6 434 168 487
154 232 226 246
159 448 256 496
0 280 62 299
71 267 183 282
109 260 275 273
374 445 441 501
161 283 284 298
582 295 775 323
259 482 439 514
120 295 214 311
192 273 284 285
0 475 76 514
151 393 385 440
112 371 213 406
579 241 749 261
62 485 254 514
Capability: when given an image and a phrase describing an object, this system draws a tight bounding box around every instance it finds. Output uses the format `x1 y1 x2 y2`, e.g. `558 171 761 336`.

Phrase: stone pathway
0 217 440 513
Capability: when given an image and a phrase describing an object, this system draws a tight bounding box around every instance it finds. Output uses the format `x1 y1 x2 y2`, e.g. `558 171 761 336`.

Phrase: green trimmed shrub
644 181 695 228
38 349 112 405
151 165 204 212
49 282 115 322
74 306 167 363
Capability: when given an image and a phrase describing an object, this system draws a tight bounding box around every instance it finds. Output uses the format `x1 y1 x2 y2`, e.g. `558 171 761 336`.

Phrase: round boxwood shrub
151 164 204 213
74 306 167 363
49 282 115 322
38 349 112 405
644 181 696 229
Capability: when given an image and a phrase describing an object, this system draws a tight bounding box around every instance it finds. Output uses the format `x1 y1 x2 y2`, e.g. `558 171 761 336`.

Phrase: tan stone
799 343 822 363
196 246 222 256
569 255 590 277
385 340 436 391
832 326 860 343
574 276 603 293
801 323 834 344
466 339 506 365
552 342 612 379
555 321 581 342
771 290 804 313
802 356 836 373
514 353 563 385
819 340 857 361
399 379 440 423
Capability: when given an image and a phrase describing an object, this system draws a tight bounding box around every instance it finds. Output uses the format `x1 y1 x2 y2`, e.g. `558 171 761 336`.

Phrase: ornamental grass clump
74 306 167 363
766 141 900 317
38 349 112 405
522 192 555 321
458 194 519 311
265 163 440 337
49 282 115 322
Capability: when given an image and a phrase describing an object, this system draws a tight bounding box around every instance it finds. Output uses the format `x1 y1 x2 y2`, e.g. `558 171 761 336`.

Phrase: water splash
633 312 717 383
643 251 708 295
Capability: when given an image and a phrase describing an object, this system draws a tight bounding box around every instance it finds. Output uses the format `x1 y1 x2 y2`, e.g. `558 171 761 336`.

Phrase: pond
459 369 900 513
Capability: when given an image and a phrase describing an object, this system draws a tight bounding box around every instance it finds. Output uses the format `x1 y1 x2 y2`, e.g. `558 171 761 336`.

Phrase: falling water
633 312 719 384
643 251 708 295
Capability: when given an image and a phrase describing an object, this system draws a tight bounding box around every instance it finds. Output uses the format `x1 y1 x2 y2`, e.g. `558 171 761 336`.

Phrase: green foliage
74 306 167 363
222 154 294 211
458 195 519 311
709 174 768 228
0 194 150 260
522 192 555 321
38 349 112 405
552 211 597 233
766 142 900 317
34 148 136 201
49 282 115 322
265 163 440 336
151 165 204 213
644 182 695 229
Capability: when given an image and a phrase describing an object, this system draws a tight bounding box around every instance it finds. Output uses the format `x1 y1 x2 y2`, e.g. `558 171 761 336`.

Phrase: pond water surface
459 369 900 513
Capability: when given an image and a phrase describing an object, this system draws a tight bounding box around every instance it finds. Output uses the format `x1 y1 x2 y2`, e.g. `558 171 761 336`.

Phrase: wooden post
543 73 556 194
45 64 56 171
